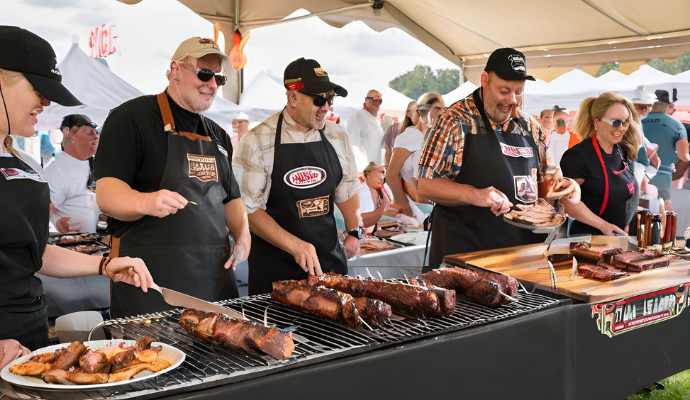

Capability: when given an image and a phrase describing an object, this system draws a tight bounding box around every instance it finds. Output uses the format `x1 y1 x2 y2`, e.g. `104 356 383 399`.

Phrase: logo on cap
198 38 219 49
508 54 526 73
313 67 328 77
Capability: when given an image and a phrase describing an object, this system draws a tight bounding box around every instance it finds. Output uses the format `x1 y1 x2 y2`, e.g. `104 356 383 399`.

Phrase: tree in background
596 62 620 77
648 52 690 74
389 65 460 100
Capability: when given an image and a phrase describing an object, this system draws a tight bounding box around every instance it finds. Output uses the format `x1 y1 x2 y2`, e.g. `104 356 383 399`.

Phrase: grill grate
4 289 566 400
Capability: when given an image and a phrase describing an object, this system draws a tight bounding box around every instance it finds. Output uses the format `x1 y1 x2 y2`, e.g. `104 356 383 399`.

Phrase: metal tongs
542 228 559 289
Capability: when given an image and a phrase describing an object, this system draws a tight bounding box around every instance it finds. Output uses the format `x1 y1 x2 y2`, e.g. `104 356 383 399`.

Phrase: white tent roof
239 71 286 111
545 69 597 94
37 43 143 131
121 0 690 80
620 64 674 86
596 70 627 83
442 81 478 105
338 81 413 111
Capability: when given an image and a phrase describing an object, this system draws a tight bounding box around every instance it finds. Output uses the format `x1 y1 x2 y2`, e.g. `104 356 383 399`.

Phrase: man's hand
471 186 512 216
56 216 80 233
224 238 250 269
343 234 360 259
0 339 30 369
138 189 188 218
289 239 322 276
598 222 627 236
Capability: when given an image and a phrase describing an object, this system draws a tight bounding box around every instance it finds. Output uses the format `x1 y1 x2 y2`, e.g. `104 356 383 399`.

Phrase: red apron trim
591 135 609 216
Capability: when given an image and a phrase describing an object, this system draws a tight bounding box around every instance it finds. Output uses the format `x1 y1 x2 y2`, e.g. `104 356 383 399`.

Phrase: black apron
248 112 347 295
428 90 544 269
110 93 238 318
0 154 50 349
570 137 637 235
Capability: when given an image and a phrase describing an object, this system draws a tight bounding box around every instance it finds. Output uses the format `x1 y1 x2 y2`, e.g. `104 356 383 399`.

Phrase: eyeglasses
183 63 227 86
366 96 383 104
600 117 630 129
302 92 335 107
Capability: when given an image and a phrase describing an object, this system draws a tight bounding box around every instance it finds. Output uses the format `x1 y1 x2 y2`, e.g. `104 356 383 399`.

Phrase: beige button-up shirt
232 110 359 214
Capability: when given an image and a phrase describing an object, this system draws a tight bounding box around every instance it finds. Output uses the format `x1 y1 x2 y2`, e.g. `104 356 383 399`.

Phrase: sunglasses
366 96 383 104
302 92 335 107
184 63 227 86
600 117 630 129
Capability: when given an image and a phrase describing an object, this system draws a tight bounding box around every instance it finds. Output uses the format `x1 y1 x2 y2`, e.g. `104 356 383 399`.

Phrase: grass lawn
628 370 690 400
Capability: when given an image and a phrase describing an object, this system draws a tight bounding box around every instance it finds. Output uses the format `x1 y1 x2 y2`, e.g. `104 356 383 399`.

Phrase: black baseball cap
0 26 80 106
484 48 535 81
60 114 97 130
284 58 347 97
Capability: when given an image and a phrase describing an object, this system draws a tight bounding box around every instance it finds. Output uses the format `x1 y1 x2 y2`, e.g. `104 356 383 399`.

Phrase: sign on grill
591 283 690 337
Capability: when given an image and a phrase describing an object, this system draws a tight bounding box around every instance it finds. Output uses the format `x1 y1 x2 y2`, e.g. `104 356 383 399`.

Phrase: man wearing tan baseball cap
94 36 251 317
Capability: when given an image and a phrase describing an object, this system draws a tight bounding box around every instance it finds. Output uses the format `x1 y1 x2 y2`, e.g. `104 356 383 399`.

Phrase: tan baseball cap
171 37 226 61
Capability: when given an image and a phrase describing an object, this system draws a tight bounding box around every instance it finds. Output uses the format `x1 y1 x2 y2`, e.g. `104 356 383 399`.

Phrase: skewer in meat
353 297 392 327
309 273 452 318
272 280 362 328
179 309 294 360
419 267 518 307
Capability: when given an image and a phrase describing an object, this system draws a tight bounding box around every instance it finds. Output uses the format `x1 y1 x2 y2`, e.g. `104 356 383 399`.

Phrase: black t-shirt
95 92 240 234
560 138 637 235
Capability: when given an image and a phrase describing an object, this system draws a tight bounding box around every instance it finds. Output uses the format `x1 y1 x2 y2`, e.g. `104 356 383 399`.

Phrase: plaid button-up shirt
418 89 547 180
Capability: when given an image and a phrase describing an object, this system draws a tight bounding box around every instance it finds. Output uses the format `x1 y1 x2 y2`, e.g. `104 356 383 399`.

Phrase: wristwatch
347 226 365 240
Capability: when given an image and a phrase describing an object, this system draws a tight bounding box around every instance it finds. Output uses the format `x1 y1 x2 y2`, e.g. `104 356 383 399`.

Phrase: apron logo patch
514 175 537 204
0 167 46 182
186 153 219 183
297 195 330 218
284 166 327 189
500 142 534 158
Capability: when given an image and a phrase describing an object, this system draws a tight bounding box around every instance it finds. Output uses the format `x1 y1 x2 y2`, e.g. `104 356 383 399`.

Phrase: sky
2 0 458 103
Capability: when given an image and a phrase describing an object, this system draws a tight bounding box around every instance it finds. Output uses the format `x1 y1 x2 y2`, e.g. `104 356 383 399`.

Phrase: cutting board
443 236 690 303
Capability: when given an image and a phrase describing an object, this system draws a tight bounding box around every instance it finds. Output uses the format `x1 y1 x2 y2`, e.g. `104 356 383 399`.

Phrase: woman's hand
104 256 154 292
0 339 30 369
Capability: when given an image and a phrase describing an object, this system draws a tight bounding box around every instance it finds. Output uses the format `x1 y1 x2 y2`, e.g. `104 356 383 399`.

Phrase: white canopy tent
36 43 143 131
120 0 690 101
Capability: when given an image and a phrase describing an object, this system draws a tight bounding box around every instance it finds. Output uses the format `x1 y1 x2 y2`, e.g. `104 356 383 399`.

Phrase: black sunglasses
601 117 630 129
302 92 335 107
189 65 227 86
366 96 383 104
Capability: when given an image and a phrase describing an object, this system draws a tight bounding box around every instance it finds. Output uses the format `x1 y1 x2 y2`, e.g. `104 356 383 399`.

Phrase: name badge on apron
186 153 219 182
297 195 330 218
0 167 46 183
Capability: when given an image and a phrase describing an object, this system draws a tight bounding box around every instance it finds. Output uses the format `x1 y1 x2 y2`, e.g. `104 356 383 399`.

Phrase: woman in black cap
0 26 155 366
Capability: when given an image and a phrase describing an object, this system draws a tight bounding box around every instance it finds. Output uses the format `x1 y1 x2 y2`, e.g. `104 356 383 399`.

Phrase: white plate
390 231 428 246
1 339 185 390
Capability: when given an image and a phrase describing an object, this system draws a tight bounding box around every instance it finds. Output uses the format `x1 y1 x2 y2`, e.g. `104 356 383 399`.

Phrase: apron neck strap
591 135 610 216
156 92 176 133
275 110 326 147
156 92 212 143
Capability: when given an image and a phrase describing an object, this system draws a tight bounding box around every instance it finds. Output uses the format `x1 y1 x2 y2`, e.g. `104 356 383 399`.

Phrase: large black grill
3 289 566 400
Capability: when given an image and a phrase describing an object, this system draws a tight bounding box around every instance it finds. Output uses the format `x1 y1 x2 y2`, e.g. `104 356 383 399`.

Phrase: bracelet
98 256 112 276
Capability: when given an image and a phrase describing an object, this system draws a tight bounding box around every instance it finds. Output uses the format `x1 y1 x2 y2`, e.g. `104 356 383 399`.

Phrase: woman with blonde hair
0 26 154 365
560 91 641 236
386 92 444 221
356 162 392 228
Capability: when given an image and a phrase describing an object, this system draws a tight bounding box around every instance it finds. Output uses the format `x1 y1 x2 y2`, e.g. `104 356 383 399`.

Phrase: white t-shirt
357 182 393 214
547 131 571 167
394 126 424 180
44 151 100 233
345 109 384 168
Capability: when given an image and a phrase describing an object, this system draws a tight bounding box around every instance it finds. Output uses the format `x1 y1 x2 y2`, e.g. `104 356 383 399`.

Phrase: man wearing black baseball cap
233 57 361 294
417 48 581 269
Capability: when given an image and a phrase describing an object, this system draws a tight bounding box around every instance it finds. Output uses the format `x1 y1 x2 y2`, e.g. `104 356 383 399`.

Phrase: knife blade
152 285 246 320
